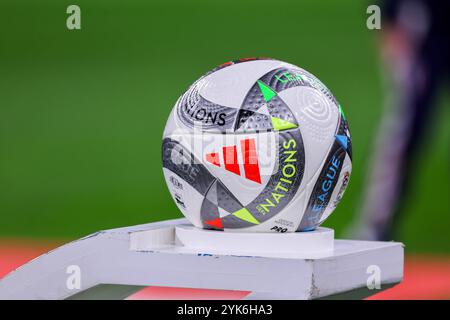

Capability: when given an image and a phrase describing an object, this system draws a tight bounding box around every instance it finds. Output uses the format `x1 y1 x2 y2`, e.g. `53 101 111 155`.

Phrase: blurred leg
354 52 439 241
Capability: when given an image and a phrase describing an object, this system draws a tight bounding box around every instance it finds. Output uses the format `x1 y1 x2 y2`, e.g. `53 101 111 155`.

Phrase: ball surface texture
162 58 352 232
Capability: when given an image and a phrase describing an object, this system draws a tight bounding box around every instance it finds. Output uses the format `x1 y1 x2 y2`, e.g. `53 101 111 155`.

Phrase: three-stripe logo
205 138 262 184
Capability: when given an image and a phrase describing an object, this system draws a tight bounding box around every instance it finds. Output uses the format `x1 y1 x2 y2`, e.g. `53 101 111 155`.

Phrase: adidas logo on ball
205 138 262 184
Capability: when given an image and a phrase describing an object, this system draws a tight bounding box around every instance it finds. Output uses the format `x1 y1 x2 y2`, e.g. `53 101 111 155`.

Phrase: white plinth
175 225 334 258
0 218 404 300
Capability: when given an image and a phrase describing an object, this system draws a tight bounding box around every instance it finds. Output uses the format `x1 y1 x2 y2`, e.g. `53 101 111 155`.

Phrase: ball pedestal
0 218 404 300
174 225 334 258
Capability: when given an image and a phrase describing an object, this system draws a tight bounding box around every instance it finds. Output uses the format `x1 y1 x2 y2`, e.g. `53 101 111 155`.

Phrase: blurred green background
0 0 449 252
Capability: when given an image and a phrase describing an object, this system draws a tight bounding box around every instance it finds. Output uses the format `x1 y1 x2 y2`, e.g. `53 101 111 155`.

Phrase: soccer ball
162 58 352 232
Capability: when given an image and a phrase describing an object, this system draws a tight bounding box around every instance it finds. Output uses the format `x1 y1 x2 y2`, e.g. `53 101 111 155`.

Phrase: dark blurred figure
351 0 450 240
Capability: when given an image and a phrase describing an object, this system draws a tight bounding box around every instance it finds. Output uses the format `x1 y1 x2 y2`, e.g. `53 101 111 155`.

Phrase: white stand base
0 218 404 300
174 225 334 258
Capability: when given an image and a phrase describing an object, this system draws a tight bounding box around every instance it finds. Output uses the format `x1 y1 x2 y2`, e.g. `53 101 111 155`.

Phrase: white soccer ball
162 58 352 232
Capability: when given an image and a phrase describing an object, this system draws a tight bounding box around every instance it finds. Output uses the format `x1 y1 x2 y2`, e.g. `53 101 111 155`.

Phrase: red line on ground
367 255 450 300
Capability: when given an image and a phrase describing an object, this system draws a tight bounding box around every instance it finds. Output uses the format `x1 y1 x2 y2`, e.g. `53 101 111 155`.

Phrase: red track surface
1 239 449 300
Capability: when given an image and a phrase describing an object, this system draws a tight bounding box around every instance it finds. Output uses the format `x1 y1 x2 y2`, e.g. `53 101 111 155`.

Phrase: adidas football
162 58 352 232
